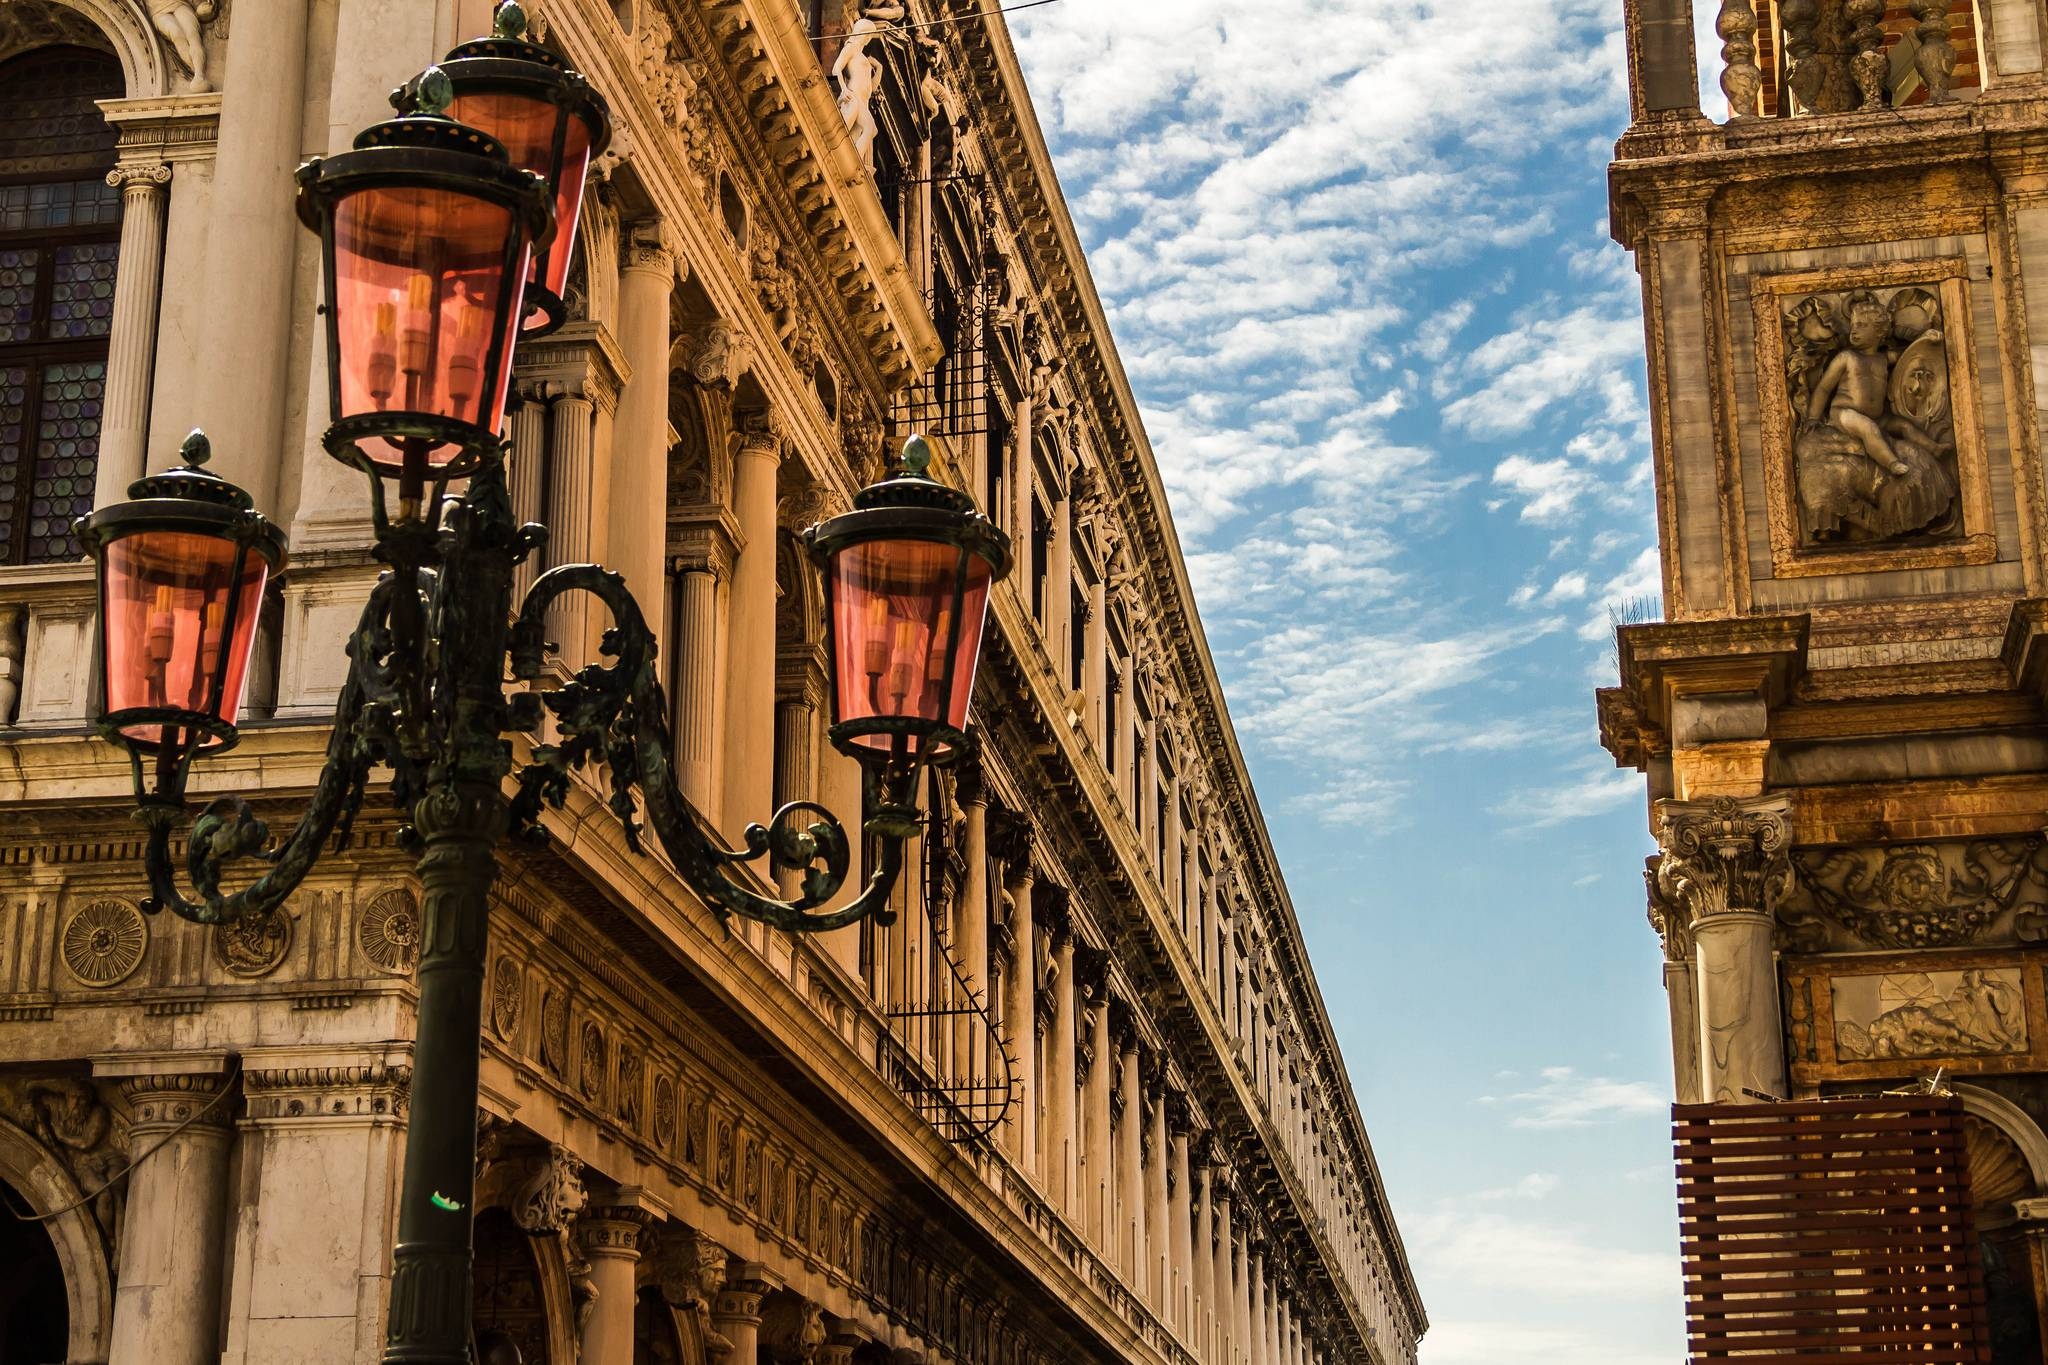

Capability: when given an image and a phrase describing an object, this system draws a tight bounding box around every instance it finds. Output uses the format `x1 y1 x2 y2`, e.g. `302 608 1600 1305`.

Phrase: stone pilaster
721 412 784 847
610 220 679 652
1046 911 1078 1213
98 1053 232 1365
1655 795 1794 1103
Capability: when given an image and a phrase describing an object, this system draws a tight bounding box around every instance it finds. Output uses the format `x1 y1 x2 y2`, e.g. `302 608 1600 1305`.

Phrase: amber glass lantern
803 437 1011 771
75 432 287 800
295 67 553 484
439 0 611 338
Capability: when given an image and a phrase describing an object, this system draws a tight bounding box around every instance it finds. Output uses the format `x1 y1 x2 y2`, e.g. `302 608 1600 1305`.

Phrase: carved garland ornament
358 888 420 974
541 988 570 1073
60 900 147 986
1778 837 2048 952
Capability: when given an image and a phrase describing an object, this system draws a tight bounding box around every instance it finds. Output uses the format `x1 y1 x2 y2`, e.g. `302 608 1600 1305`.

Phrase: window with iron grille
0 47 122 567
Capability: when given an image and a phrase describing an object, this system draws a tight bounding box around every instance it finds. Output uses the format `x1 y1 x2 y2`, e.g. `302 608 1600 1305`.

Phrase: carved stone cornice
513 321 632 415
670 517 741 579
1654 795 1795 921
99 92 223 165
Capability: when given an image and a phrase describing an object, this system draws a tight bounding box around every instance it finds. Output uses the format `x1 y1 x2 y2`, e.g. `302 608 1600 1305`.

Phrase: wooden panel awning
1675 1095 1991 1362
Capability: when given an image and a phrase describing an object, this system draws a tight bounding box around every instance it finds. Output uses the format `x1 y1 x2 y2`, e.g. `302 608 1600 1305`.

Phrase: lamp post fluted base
382 780 507 1365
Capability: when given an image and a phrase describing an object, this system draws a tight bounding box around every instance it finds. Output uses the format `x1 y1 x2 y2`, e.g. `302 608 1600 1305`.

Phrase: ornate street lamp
434 0 611 338
75 22 1011 1365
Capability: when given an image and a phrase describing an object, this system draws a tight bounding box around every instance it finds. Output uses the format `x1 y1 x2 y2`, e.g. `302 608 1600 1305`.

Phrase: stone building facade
0 2 1423 1364
1603 0 2048 1353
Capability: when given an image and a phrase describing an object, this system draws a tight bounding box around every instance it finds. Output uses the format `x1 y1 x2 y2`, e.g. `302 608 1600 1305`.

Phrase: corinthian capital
1654 794 1793 920
1644 855 1691 962
670 319 751 389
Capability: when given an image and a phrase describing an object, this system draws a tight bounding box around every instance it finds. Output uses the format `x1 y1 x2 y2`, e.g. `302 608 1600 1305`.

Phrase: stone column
1278 1297 1291 1365
1235 1232 1254 1365
218 1047 409 1363
100 1055 231 1365
191 0 307 506
1212 1182 1235 1365
1115 1021 1145 1282
1000 849 1038 1169
1115 651 1136 806
1084 578 1107 744
578 1203 658 1365
507 385 549 604
610 221 677 637
1182 824 1202 941
96 162 170 506
1047 484 1072 671
545 388 600 669
1655 795 1793 1104
1139 713 1158 865
957 768 991 1004
721 416 783 846
1146 1080 1170 1310
1194 1161 1215 1360
1083 985 1113 1249
1649 855 1704 1104
1046 916 1078 1214
1012 368 1037 546
710 1265 777 1365
1248 1246 1266 1365
1168 1106 1194 1339
773 691 815 899
669 526 734 821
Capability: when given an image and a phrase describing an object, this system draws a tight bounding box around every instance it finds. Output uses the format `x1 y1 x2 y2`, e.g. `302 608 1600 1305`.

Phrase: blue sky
1008 5 1711 1361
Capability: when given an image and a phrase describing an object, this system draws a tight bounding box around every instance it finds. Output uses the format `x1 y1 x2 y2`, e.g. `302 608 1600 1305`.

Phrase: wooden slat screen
1675 1095 1991 1362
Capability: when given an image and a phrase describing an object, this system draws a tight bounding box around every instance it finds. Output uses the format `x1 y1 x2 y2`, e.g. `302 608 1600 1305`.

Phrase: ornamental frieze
1776 837 2048 953
213 905 290 977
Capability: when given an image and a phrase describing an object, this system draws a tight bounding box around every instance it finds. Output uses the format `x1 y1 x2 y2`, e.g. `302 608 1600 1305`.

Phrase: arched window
0 46 122 565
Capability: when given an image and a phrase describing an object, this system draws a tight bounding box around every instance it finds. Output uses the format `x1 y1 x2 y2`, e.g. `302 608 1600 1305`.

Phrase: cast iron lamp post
74 11 1010 1363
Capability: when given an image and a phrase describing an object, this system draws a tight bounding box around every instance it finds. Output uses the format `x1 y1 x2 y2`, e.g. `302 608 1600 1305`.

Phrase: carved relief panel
1750 258 1994 577
1784 950 2048 1084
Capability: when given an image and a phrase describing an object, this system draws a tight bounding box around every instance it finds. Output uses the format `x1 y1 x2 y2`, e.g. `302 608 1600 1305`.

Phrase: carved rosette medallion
213 907 290 977
490 957 522 1039
541 989 569 1073
652 1074 677 1150
359 889 420 974
60 900 146 986
579 1021 605 1101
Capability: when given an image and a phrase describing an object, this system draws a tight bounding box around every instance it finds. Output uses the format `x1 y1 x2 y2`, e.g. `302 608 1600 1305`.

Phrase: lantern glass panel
100 528 268 745
331 182 528 464
829 538 993 754
446 90 591 312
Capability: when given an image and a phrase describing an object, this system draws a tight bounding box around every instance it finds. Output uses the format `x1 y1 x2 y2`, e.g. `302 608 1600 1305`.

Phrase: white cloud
1479 1066 1667 1129
1475 1172 1562 1202
1423 1318 1676 1365
1492 455 1595 525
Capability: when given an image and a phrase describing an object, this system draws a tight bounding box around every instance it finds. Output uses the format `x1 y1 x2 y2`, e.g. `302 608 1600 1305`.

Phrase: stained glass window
0 47 123 565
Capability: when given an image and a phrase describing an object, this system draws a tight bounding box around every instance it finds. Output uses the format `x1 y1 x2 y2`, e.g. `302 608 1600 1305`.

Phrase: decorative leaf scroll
1778 837 2048 953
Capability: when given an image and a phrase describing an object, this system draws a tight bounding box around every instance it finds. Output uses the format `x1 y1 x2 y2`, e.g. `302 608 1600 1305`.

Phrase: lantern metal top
803 435 1014 579
428 3 613 158
75 430 288 567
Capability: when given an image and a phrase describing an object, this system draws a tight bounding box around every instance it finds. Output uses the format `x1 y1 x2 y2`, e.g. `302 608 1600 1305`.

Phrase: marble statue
831 4 905 166
1783 284 1959 546
147 0 218 94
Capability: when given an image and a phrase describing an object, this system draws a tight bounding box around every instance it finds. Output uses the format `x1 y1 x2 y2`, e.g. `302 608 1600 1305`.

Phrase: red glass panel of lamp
100 529 268 744
447 91 591 322
331 182 529 462
828 538 993 755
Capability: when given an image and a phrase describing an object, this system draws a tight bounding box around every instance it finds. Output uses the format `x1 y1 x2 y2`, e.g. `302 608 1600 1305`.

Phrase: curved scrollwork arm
511 564 905 933
134 577 401 925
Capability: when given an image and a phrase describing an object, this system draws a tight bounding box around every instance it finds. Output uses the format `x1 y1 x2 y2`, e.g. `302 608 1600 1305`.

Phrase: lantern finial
900 433 934 477
415 64 454 116
179 429 212 468
495 0 529 39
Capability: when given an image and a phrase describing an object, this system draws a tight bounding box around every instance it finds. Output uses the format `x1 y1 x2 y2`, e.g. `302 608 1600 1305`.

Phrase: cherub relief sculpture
831 4 905 165
1782 284 1959 546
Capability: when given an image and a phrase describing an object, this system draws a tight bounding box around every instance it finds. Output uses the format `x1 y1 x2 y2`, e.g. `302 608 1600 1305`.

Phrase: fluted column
1169 1109 1194 1339
1247 1246 1266 1365
103 1059 231 1365
1146 1081 1170 1310
671 528 734 820
721 416 782 846
578 1205 656 1365
1278 1298 1291 1365
957 769 991 1004
545 389 599 669
507 386 548 604
1139 713 1159 864
1047 916 1079 1214
1116 1024 1145 1283
1235 1232 1253 1365
1001 855 1038 1168
710 1265 775 1365
1082 972 1113 1249
1012 367 1038 545
96 162 170 506
1212 1182 1235 1365
1084 579 1107 743
1047 486 1072 667
1194 1161 1216 1360
1649 857 1704 1104
773 691 816 898
1115 651 1136 806
1182 824 1202 941
610 220 676 631
1655 795 1793 1103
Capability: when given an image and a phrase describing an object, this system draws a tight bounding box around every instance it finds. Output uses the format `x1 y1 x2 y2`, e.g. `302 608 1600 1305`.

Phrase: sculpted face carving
1782 284 1960 547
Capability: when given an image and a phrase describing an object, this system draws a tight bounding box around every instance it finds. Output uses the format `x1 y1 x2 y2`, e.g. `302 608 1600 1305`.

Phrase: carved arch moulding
0 1100 117 1365
0 0 216 99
